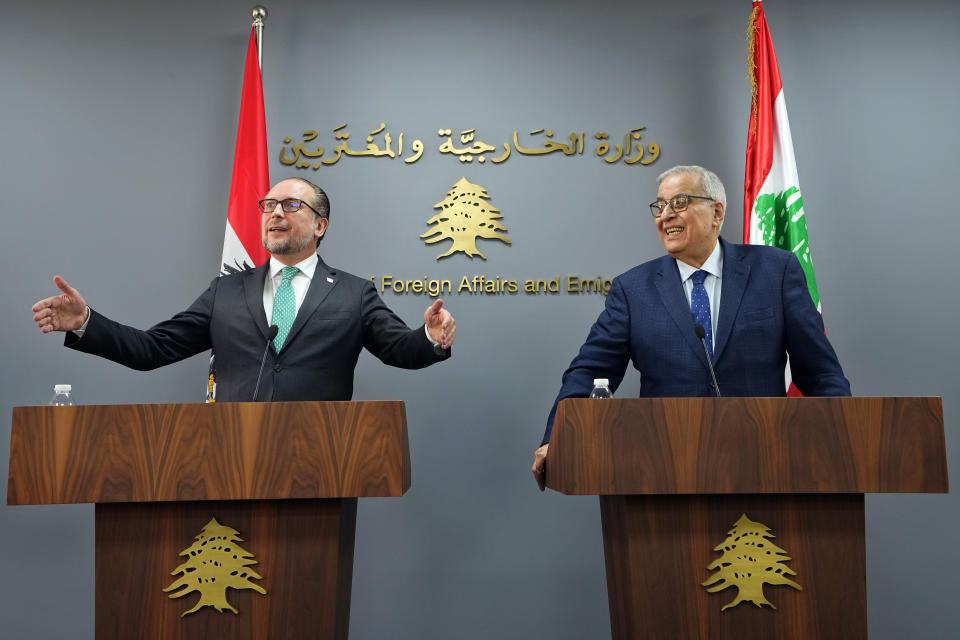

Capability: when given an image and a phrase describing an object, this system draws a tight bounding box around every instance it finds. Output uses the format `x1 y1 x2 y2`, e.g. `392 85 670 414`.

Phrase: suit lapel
279 255 339 353
713 238 750 363
242 263 272 341
654 256 710 370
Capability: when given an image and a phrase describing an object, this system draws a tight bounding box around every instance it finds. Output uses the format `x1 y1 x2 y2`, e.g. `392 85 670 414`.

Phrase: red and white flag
743 0 820 396
208 26 269 401
222 26 270 273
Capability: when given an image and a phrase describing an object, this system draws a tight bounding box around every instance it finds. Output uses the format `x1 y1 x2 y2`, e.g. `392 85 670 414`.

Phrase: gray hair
657 165 727 209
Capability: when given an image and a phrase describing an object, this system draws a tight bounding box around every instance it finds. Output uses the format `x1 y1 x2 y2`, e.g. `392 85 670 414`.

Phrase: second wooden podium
546 397 947 640
7 401 410 640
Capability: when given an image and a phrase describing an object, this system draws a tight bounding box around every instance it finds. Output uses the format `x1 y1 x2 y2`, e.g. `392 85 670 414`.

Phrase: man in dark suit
31 177 455 401
532 165 849 489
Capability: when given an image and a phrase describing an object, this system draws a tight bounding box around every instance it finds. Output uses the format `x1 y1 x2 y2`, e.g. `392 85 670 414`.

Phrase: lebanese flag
743 1 821 396
221 26 269 273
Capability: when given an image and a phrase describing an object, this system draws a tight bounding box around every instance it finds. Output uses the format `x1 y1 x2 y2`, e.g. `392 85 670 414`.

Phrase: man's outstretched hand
424 299 456 349
32 275 88 333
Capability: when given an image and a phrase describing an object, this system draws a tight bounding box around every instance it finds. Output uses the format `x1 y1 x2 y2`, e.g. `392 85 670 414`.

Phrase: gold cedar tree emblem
163 518 267 616
701 513 802 611
421 177 511 259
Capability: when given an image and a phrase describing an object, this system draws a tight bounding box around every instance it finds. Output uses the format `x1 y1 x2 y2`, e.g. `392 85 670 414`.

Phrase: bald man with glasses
532 165 850 489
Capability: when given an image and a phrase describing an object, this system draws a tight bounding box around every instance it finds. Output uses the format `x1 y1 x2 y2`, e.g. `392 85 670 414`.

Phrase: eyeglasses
649 194 715 218
258 198 320 216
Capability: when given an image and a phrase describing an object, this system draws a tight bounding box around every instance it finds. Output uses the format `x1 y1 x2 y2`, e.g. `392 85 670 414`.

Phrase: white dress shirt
262 254 318 322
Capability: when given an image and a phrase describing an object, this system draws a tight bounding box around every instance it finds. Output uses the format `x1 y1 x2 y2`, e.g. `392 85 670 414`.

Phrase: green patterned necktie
271 266 299 351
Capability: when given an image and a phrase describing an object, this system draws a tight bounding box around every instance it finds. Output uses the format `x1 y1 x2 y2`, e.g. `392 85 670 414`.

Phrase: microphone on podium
252 325 279 402
694 324 721 398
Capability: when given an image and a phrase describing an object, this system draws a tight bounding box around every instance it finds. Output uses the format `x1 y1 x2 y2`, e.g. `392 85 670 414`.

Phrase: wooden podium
545 397 947 640
7 401 411 640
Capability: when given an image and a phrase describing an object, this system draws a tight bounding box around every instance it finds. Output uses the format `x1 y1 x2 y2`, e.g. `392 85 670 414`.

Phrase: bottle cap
54 384 72 393
593 378 609 386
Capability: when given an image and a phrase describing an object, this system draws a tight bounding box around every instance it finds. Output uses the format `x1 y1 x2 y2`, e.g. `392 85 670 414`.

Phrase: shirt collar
676 240 724 283
268 253 318 281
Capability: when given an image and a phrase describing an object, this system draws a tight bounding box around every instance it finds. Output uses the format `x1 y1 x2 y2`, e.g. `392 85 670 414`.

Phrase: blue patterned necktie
271 266 299 351
690 269 713 359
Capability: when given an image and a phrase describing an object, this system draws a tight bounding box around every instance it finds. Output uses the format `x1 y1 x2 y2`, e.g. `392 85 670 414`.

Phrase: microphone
251 325 279 402
694 324 721 397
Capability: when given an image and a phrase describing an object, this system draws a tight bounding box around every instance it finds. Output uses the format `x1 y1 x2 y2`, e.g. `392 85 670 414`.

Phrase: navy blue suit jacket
542 238 850 444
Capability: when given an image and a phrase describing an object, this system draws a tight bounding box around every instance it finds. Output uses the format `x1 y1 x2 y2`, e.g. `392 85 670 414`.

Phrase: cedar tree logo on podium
421 177 511 259
163 518 267 616
701 513 802 611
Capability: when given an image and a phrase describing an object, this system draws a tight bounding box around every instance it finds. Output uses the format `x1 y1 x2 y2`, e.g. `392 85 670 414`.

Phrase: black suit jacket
66 257 449 401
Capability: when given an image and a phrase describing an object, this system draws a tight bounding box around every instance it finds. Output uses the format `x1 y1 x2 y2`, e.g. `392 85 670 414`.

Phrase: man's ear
713 201 725 225
315 217 328 240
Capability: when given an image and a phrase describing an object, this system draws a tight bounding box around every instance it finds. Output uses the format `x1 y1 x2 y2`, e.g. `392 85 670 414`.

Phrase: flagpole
252 5 267 68
209 7 270 402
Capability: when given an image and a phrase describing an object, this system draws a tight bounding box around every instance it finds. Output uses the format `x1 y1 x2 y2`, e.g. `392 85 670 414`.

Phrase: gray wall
2 0 957 638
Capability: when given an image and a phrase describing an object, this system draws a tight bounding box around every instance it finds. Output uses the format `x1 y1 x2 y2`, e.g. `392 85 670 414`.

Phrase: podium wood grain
600 494 866 640
96 499 356 640
547 397 947 495
8 401 411 505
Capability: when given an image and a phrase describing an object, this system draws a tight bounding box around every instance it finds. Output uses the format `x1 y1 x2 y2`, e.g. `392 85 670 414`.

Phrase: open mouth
665 226 684 236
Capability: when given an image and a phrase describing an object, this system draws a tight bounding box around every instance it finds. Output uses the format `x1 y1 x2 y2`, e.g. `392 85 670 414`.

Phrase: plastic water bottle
49 384 75 406
590 378 612 399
